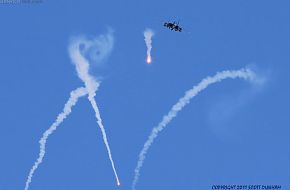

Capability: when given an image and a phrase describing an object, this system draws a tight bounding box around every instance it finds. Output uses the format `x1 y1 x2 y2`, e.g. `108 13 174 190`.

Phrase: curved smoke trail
25 87 88 190
132 68 256 190
68 32 120 186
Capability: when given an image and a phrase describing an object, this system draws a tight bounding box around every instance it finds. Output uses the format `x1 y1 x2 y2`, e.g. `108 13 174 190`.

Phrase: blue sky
1 0 290 190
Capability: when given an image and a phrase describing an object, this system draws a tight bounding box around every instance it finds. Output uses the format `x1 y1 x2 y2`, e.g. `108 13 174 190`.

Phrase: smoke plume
144 29 154 64
24 87 88 190
68 31 120 186
132 68 256 190
25 31 119 190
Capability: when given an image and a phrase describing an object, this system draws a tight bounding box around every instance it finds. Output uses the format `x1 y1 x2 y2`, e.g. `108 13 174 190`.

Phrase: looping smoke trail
144 29 154 64
132 68 256 190
24 87 88 190
69 31 120 186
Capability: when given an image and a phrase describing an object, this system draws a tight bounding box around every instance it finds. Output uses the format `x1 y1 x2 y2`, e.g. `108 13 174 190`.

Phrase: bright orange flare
146 55 152 64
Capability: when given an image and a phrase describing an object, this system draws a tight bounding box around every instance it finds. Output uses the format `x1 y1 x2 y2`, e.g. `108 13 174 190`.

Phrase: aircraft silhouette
164 21 182 32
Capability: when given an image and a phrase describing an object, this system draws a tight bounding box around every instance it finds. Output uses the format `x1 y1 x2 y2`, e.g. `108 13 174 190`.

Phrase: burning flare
146 55 152 64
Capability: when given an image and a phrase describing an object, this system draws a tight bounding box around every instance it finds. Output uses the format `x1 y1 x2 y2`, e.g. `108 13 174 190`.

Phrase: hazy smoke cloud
80 32 114 67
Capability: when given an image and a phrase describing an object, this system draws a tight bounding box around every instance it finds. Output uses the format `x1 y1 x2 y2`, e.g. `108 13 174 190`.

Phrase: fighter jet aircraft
164 21 182 32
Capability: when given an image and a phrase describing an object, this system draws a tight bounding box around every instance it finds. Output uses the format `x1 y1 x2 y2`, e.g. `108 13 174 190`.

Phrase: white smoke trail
24 87 88 190
132 68 256 190
144 29 154 64
68 32 120 186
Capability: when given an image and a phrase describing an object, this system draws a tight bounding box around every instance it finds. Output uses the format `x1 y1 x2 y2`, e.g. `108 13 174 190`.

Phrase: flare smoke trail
132 68 256 190
144 29 154 64
69 32 120 186
24 87 88 190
